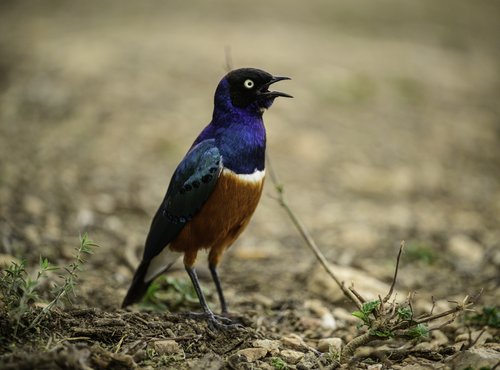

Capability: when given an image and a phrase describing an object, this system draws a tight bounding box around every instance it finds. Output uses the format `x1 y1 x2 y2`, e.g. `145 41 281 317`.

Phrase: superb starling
122 68 292 328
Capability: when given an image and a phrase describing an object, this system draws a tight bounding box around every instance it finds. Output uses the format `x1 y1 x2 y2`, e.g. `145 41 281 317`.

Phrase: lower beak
258 76 293 99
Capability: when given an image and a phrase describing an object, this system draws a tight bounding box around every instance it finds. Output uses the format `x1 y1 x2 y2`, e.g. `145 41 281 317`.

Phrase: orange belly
169 169 265 267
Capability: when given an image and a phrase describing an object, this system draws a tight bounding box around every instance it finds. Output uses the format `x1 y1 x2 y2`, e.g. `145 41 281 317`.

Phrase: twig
383 241 405 303
340 331 376 363
115 334 127 353
266 154 363 310
348 286 366 306
415 300 474 325
266 154 479 366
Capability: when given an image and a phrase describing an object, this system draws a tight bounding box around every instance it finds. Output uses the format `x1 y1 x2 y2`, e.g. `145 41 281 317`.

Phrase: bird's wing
143 139 222 260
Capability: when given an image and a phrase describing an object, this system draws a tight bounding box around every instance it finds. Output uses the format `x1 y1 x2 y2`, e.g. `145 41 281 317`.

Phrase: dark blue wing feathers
143 139 222 260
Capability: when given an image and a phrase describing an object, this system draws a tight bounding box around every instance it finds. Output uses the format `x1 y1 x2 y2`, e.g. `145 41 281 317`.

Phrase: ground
0 1 499 369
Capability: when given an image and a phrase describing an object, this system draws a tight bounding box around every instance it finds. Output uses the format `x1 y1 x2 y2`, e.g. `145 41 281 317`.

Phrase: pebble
447 347 500 369
317 337 343 353
235 348 268 362
252 339 280 355
304 299 337 330
280 333 309 352
455 330 492 346
279 349 304 364
448 234 483 266
153 340 183 356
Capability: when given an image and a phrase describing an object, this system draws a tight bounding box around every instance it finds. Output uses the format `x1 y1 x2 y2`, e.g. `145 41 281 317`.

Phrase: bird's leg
184 265 237 330
209 263 228 315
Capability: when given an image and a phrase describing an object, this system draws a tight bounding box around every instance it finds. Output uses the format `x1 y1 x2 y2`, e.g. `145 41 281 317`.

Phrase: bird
122 67 292 328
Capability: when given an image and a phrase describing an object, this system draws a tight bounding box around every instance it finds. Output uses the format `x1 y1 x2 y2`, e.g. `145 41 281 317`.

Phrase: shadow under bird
122 67 292 328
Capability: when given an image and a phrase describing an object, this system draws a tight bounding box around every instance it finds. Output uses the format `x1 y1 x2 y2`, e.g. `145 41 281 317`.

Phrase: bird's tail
122 260 153 308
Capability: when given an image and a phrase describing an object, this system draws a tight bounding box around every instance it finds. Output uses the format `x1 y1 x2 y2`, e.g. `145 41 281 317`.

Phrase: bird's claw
185 311 243 330
207 315 243 331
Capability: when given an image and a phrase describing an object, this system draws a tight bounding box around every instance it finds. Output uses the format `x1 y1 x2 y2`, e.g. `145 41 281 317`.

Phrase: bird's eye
243 79 254 89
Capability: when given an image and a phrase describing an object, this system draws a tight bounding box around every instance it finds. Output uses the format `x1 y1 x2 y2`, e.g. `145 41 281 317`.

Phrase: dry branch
266 155 478 366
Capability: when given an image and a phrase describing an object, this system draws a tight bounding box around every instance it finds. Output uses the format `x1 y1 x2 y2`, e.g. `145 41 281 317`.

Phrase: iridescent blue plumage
194 79 266 174
122 68 291 328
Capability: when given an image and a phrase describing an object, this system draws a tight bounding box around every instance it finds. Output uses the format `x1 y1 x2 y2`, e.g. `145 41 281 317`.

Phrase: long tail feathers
122 260 152 308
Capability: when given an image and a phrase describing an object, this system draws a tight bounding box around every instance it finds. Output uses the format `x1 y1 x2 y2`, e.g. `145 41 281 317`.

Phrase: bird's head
215 68 292 115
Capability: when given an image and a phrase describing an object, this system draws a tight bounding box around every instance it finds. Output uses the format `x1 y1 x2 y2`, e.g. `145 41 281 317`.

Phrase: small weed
466 306 499 328
140 276 201 311
352 299 381 326
397 306 413 321
0 233 98 337
270 356 287 370
405 323 429 340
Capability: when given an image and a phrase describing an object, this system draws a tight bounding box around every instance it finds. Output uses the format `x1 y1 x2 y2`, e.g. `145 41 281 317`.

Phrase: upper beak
258 76 293 99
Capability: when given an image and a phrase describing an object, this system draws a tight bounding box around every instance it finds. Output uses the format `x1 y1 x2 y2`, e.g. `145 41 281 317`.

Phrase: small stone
413 341 435 351
367 365 383 370
448 347 500 369
235 348 268 362
77 209 95 227
153 340 183 356
448 234 483 266
431 330 449 346
252 339 280 354
299 316 323 330
280 333 309 351
304 299 337 330
455 330 492 346
280 349 304 364
317 338 343 353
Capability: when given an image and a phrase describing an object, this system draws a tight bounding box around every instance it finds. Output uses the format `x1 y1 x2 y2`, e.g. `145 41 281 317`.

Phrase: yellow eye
244 79 254 89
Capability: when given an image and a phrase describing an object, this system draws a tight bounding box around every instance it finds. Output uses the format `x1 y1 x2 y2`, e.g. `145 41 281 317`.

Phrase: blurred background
0 0 499 310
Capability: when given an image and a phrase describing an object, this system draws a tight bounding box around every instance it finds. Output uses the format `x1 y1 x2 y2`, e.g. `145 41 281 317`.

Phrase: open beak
257 76 293 99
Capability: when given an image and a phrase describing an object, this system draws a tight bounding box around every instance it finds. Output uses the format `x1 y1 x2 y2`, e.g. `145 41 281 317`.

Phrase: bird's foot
185 311 243 330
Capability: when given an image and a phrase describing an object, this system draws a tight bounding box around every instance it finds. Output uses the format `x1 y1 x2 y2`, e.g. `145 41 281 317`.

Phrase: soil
0 1 499 369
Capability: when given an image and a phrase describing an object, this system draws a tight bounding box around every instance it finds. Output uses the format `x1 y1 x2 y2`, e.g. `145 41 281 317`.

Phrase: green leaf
405 323 429 339
362 300 381 315
397 306 413 321
352 311 368 320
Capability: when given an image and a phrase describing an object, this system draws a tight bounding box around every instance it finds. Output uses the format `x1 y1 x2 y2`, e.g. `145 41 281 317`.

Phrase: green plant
140 276 201 311
352 300 381 326
351 301 430 340
405 323 429 339
466 306 499 328
270 357 287 370
0 233 98 337
268 158 478 368
0 257 58 336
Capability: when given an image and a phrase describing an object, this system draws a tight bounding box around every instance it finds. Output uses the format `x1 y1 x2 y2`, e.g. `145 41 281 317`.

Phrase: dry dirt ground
0 1 499 369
